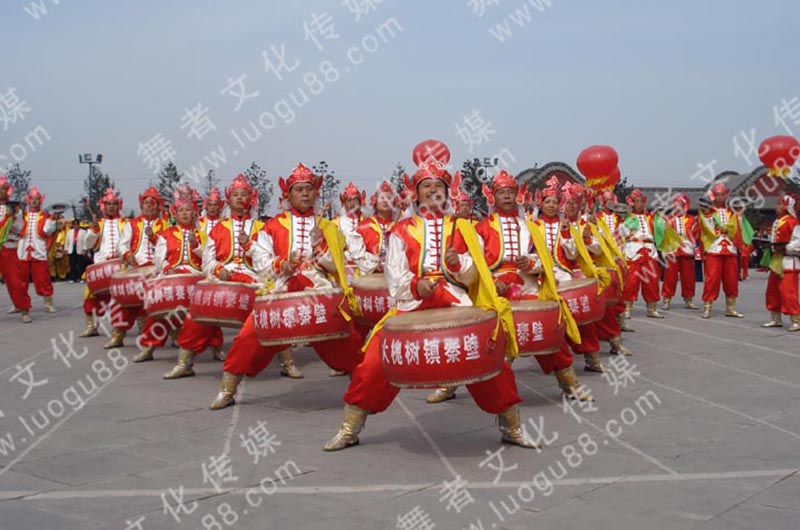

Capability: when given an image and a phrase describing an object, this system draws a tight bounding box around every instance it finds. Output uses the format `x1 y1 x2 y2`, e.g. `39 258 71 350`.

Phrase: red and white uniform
176 213 262 354
766 213 800 316
198 215 222 237
83 216 128 317
17 209 57 297
662 214 697 300
121 215 169 267
343 211 522 414
219 206 367 379
479 212 574 375
619 212 661 303
349 215 394 275
700 205 740 301
0 203 31 310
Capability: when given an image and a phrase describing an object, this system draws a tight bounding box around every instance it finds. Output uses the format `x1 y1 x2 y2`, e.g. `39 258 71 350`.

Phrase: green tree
153 161 184 203
5 163 31 203
313 161 340 219
242 162 274 218
202 169 220 196
82 166 116 219
389 163 407 193
459 159 489 216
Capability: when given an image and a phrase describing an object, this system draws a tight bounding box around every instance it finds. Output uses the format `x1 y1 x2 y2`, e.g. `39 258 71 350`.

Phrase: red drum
190 280 257 328
603 267 621 306
511 299 564 357
109 266 157 308
350 274 392 326
85 258 124 296
144 273 202 319
253 288 350 347
557 278 604 325
380 307 505 389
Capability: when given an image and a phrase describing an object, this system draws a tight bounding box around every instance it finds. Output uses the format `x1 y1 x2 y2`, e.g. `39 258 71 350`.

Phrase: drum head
384 307 495 331
510 299 559 311
557 278 597 291
112 265 157 278
350 274 388 290
256 288 343 302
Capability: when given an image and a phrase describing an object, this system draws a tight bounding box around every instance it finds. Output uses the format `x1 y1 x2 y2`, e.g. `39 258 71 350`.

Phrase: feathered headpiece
226 174 259 210
277 163 322 199
708 182 729 202
480 170 527 208
626 188 648 207
171 184 201 217
779 193 798 218
24 186 44 205
139 186 164 208
0 174 12 199
339 182 366 206
98 188 122 214
402 139 459 202
203 187 224 210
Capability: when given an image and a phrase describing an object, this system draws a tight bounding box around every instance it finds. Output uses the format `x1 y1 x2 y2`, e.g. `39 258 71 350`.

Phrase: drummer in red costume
761 193 800 331
698 182 745 318
0 176 33 322
17 186 59 318
428 171 592 404
596 190 634 332
81 189 128 338
133 185 208 362
324 149 539 451
661 194 699 310
163 175 262 379
538 180 607 372
198 187 224 235
619 189 665 319
206 163 368 410
349 181 398 275
103 187 169 349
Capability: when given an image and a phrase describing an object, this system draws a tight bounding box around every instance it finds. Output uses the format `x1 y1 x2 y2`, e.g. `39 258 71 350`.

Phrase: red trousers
623 257 661 303
20 259 53 297
532 342 574 374
344 288 522 414
594 304 622 340
567 321 600 354
661 255 696 299
222 314 366 378
740 248 751 280
138 314 221 348
766 270 800 316
177 314 226 354
1 247 31 310
702 254 739 301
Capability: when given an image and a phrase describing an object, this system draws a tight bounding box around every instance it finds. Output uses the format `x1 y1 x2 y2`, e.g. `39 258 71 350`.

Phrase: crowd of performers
1 145 799 451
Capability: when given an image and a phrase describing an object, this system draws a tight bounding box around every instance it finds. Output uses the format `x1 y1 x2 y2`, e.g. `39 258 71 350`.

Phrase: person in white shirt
17 187 59 315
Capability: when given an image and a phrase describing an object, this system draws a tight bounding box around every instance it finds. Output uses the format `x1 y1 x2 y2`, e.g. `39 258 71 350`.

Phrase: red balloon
576 145 619 180
758 135 800 175
412 139 450 167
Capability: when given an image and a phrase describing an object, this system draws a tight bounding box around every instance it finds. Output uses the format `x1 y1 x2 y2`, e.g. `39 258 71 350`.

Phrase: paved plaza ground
0 273 798 529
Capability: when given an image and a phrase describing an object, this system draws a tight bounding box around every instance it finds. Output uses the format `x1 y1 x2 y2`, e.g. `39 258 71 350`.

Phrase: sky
1 0 799 213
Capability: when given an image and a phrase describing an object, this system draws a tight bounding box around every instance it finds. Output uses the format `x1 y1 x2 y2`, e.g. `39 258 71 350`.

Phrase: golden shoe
724 297 743 318
103 329 125 349
584 351 605 373
661 297 671 310
79 315 99 337
163 349 196 379
646 302 665 319
20 310 32 324
498 405 540 449
44 296 57 313
609 335 632 356
209 372 242 410
762 312 783 328
278 349 303 378
788 315 800 332
618 313 634 332
555 367 594 402
702 301 712 319
684 298 698 310
211 346 226 362
329 369 347 377
426 387 457 403
323 404 368 451
133 346 155 363
623 301 633 319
